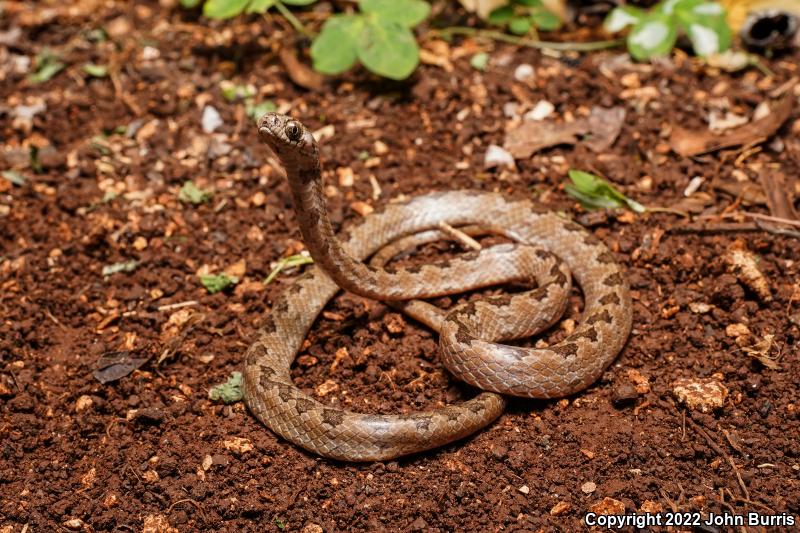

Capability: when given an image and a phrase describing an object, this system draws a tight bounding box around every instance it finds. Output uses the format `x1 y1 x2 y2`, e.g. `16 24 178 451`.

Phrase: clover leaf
311 0 429 80
488 0 562 36
604 0 730 60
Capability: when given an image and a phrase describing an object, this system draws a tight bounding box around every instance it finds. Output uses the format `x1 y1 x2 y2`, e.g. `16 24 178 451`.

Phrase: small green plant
264 254 313 284
604 0 731 60
178 180 213 204
564 170 645 213
488 0 561 35
82 63 109 78
28 50 64 84
208 371 244 403
200 273 240 293
311 0 431 80
181 0 315 19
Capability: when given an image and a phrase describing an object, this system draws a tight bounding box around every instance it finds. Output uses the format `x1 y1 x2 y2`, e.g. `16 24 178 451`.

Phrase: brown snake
242 113 632 461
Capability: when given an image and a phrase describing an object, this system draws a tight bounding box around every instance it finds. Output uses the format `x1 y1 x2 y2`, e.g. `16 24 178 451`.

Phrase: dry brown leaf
278 47 324 91
504 106 625 159
669 91 795 157
584 107 626 153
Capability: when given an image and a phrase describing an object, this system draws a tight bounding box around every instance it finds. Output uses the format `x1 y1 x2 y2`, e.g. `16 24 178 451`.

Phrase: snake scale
242 113 632 461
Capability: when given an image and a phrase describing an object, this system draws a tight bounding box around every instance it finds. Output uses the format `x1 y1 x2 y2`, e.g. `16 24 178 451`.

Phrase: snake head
258 112 318 161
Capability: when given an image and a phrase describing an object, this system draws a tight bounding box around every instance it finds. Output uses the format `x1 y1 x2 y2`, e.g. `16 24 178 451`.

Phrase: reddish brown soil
1 2 799 532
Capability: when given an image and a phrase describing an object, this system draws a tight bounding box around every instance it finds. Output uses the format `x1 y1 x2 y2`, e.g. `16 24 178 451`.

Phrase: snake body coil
243 113 632 461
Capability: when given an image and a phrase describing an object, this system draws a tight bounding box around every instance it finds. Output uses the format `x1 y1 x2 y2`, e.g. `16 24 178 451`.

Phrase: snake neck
283 154 379 296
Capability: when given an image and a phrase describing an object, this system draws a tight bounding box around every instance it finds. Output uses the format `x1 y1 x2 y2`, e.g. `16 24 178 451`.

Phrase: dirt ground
1 1 799 531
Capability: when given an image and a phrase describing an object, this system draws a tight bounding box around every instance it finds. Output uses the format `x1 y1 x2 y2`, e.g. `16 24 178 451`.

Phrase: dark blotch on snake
597 251 616 264
599 292 621 306
550 342 580 358
322 409 345 427
586 309 614 325
566 327 599 343
603 272 624 286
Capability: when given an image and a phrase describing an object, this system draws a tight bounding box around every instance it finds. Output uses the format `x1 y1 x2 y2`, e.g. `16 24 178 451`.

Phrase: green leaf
564 170 646 213
508 16 533 35
673 2 731 56
200 273 239 294
1 171 26 186
360 0 430 27
180 0 203 6
246 100 277 121
178 181 213 204
626 13 678 60
282 0 317 5
311 14 363 75
603 6 644 33
28 51 64 84
220 81 256 102
203 0 250 19
488 5 514 25
470 52 489 71
530 9 561 31
208 372 243 403
82 63 108 77
102 260 139 277
245 0 277 13
264 254 313 284
684 19 731 56
517 0 543 6
358 17 419 80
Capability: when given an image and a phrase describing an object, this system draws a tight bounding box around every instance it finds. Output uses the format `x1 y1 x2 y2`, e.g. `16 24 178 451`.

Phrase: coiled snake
242 113 632 461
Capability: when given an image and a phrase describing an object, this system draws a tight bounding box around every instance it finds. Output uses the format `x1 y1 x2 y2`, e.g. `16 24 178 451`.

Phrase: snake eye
285 121 302 141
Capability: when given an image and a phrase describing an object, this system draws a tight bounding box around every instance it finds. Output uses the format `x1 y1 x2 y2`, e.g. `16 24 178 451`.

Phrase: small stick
437 221 482 251
158 300 199 312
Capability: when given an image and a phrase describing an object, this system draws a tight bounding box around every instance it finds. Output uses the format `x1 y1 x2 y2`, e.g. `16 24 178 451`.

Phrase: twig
727 456 751 501
669 222 763 235
167 498 207 521
437 221 482 251
157 300 199 312
433 27 624 52
274 2 311 38
703 211 800 229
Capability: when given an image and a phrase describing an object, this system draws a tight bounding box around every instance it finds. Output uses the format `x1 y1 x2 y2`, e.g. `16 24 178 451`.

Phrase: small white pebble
518 485 530 494
201 105 223 133
581 481 597 494
141 46 160 60
753 101 771 121
684 176 704 197
484 144 515 170
502 102 519 118
514 63 535 82
525 100 555 121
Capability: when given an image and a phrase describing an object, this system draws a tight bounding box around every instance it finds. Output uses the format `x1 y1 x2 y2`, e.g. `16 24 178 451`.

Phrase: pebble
223 437 254 454
524 100 555 121
75 395 94 412
689 302 712 314
550 501 571 516
672 378 728 413
302 525 323 533
373 140 389 155
589 497 625 515
518 485 530 494
611 383 639 406
581 481 597 494
725 323 751 338
201 105 223 133
514 63 535 82
484 144 515 170
126 407 166 424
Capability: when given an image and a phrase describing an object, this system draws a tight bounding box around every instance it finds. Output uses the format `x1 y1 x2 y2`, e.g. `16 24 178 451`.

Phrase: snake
242 113 632 461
